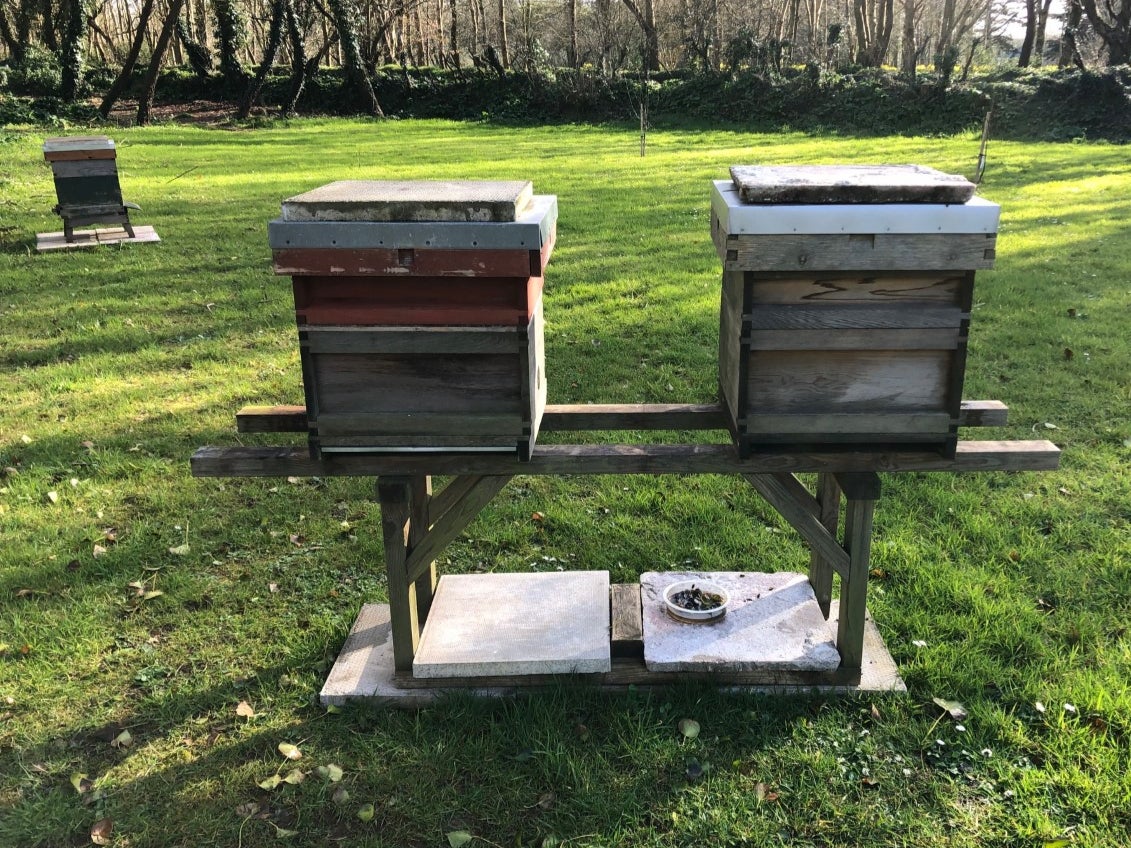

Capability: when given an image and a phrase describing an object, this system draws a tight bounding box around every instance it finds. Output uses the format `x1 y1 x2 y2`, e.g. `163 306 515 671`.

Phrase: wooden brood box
711 166 1000 457
269 181 556 459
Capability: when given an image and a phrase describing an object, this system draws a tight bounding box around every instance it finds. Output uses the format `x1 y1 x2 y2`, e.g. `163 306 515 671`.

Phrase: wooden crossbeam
192 440 1060 478
234 399 1010 435
743 474 851 580
404 476 513 584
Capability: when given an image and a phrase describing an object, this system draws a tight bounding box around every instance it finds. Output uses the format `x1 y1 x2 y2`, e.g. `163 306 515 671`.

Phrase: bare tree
853 0 895 65
1078 0 1130 63
138 0 187 125
622 0 659 71
98 0 157 117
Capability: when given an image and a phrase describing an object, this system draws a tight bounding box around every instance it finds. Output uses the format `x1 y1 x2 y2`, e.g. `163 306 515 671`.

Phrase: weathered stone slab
413 571 611 678
711 181 999 235
641 571 841 672
730 165 976 205
281 180 535 223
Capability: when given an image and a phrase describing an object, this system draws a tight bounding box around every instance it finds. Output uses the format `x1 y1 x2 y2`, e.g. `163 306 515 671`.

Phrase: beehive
269 180 557 459
711 165 999 457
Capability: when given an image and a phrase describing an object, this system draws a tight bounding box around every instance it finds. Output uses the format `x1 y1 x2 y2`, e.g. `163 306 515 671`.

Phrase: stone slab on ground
641 571 842 673
36 226 160 252
412 571 611 678
281 180 534 222
319 602 904 707
730 164 976 205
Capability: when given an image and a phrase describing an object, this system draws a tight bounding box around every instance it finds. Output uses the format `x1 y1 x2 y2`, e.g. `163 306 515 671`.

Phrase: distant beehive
711 165 999 457
269 180 557 460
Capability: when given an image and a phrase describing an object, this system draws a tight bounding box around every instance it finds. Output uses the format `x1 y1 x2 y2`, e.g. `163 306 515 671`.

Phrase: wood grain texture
721 233 996 271
837 492 877 670
234 400 1001 434
273 236 553 277
744 273 966 305
191 440 1061 478
405 475 513 583
377 477 418 672
808 473 841 619
743 474 850 579
610 583 644 658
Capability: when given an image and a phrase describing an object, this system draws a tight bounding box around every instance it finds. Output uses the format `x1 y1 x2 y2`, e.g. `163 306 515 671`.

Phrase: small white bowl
663 580 729 623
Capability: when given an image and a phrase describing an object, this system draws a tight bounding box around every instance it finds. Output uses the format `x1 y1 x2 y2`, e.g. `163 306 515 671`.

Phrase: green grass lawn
1 119 1129 848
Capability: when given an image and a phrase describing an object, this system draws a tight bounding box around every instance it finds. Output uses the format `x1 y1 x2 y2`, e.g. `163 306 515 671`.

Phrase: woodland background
1 0 1129 137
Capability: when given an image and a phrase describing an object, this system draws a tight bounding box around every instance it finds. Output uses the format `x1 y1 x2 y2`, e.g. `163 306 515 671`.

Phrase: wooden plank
808 473 841 619
302 326 521 355
747 304 965 331
836 490 877 671
318 434 520 449
610 583 644 659
743 474 850 580
742 412 954 436
723 233 997 271
746 349 950 414
191 440 1062 478
50 159 119 177
405 475 513 584
718 269 746 428
748 327 959 352
745 272 966 305
313 412 523 437
409 476 436 627
377 477 418 672
959 400 1007 427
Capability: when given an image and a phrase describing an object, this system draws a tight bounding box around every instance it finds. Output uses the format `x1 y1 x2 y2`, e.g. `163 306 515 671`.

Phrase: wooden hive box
711 166 999 457
268 180 556 460
43 136 135 239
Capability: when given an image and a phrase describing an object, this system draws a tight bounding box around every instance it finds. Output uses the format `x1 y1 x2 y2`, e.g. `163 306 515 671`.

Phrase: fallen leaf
288 534 305 546
1063 348 1073 360
274 826 298 839
754 781 768 800
141 590 164 601
536 791 556 811
1064 703 1077 714
258 774 283 790
20 434 32 444
278 742 302 760
316 764 344 782
678 718 700 739
71 773 92 794
446 830 473 847
90 818 113 845
47 491 59 504
1043 422 1058 430
912 640 928 648
93 544 108 558
932 698 968 720
357 803 375 822
236 701 256 718
110 729 133 748
235 802 261 817
870 704 882 721
168 543 190 556
531 512 544 522
282 768 305 785
332 786 350 805
861 776 880 787
1035 701 1047 713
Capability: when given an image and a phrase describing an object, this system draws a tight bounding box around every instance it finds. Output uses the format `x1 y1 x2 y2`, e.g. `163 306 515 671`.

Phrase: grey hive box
272 180 556 460
711 166 999 457
43 136 138 242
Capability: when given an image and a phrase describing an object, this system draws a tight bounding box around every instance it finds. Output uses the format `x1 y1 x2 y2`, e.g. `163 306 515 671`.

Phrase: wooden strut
196 400 1060 679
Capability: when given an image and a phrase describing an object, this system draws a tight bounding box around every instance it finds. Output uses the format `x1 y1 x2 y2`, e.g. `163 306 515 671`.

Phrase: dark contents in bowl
670 585 724 611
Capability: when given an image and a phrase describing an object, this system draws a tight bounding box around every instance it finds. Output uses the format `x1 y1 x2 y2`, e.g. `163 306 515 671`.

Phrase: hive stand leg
833 472 881 672
808 473 841 620
377 476 419 673
408 475 436 626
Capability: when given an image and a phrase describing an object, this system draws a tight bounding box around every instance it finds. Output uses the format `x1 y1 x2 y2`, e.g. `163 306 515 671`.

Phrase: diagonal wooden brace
743 473 851 581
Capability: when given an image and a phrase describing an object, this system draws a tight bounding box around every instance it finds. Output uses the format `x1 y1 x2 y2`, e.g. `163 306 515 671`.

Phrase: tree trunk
60 0 89 100
0 4 19 60
565 0 577 67
176 13 214 79
1032 0 1054 61
496 0 509 66
98 0 157 117
1058 0 1085 68
1078 0 1131 65
238 0 287 118
853 0 894 65
900 0 917 77
281 0 313 114
449 0 459 66
214 0 249 93
328 0 384 116
137 0 187 126
40 0 59 51
622 0 659 72
1017 0 1036 67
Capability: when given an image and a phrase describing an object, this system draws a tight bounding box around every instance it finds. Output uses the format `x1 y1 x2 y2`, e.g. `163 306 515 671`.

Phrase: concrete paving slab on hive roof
729 164 975 205
641 571 841 672
413 571 611 678
281 180 534 222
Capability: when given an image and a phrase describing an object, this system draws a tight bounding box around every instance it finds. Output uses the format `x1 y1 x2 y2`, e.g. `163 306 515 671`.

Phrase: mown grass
1 119 1129 848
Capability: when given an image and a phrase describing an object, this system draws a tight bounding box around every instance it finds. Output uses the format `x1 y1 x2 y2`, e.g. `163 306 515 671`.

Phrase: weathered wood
749 327 959 351
808 473 841 619
377 476 418 672
836 484 878 670
721 233 996 272
742 413 954 437
729 164 976 205
50 159 119 178
610 583 644 658
302 326 523 355
292 275 542 327
313 412 524 438
404 475 513 584
274 243 550 278
409 475 436 626
746 273 967 305
743 474 850 580
191 439 1062 478
235 400 1001 434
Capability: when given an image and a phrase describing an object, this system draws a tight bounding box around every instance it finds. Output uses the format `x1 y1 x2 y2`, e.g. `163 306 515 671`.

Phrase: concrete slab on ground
641 571 842 673
36 225 160 252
